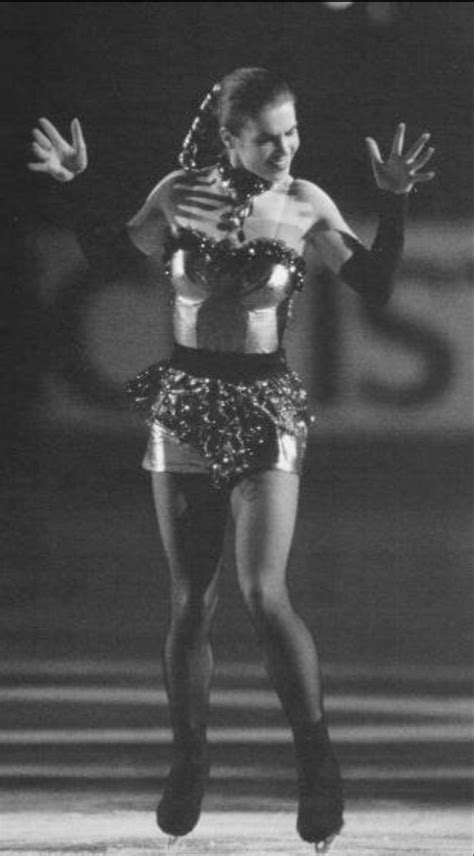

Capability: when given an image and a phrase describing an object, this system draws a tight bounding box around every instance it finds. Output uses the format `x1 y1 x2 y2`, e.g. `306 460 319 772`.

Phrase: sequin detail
216 161 272 202
165 227 306 292
126 360 312 487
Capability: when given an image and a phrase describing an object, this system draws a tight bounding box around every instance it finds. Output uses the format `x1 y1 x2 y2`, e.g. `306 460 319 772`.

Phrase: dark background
1 0 472 667
0 1 472 814
2 1 472 218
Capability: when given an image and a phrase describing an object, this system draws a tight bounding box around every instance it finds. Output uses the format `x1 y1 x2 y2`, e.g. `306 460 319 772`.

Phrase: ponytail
178 83 221 171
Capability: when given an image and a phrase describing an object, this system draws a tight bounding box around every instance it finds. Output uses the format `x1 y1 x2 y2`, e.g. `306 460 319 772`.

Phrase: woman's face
222 99 300 184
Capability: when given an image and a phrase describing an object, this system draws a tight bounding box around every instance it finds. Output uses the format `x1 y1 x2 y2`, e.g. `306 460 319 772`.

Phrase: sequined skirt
125 345 312 487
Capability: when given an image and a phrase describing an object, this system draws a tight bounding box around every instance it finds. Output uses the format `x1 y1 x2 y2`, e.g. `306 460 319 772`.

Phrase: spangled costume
75 153 406 850
122 165 404 486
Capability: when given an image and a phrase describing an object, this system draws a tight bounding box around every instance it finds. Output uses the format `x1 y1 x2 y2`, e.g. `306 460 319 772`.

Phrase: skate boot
294 718 344 852
157 726 210 839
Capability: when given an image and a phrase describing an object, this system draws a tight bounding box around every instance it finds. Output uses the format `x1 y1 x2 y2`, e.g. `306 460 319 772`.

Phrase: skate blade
167 836 182 849
314 833 337 853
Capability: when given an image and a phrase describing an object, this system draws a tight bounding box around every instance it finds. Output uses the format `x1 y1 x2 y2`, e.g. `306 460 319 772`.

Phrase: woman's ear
219 126 233 151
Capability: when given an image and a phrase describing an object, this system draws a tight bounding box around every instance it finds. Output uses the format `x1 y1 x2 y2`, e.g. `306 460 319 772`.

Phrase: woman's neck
217 159 292 199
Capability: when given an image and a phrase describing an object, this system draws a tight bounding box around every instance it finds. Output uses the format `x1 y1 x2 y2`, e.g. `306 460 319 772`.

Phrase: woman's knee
170 584 219 638
240 578 290 624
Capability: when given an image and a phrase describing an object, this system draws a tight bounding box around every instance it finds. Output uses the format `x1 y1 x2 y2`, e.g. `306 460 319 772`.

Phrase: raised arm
28 117 88 182
27 117 176 276
305 123 435 308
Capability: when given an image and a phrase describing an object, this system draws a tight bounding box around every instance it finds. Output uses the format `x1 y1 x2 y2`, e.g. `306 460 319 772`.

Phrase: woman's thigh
230 470 300 593
151 472 229 600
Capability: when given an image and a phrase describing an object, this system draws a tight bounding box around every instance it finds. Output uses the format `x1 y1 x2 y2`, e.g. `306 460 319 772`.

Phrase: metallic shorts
142 420 307 478
128 345 312 487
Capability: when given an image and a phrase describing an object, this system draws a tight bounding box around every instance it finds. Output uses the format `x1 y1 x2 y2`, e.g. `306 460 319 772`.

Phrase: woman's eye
256 129 297 146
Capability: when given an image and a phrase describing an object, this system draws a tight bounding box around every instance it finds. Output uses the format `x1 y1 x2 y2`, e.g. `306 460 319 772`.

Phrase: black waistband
170 344 288 383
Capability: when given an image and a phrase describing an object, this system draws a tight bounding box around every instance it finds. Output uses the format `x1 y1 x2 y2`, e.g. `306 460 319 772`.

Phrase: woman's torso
165 169 311 354
128 166 356 354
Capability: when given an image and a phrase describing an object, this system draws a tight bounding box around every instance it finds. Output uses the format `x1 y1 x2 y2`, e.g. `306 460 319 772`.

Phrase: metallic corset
126 229 311 487
165 228 306 353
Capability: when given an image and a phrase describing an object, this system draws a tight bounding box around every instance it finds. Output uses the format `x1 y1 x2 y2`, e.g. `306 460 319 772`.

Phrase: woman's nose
275 137 290 156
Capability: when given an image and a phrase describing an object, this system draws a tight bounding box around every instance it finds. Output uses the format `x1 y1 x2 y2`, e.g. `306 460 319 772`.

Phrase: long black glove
339 192 407 309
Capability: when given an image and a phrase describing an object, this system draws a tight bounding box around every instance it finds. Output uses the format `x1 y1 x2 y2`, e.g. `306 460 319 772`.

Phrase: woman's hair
217 67 295 134
179 67 295 171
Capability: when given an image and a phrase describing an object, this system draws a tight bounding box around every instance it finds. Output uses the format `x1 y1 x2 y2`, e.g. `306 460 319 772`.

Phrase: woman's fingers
29 116 87 181
33 128 52 150
390 122 406 157
38 117 66 148
27 161 50 173
410 146 435 172
411 171 436 183
70 118 87 165
31 141 52 161
70 118 84 147
365 137 383 164
405 132 431 163
365 124 435 192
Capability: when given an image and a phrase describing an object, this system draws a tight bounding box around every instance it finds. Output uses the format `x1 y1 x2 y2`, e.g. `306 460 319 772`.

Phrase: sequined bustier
127 208 311 485
165 228 306 353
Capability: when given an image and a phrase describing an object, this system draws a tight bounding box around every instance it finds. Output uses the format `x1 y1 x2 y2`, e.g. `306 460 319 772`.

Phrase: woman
29 67 434 853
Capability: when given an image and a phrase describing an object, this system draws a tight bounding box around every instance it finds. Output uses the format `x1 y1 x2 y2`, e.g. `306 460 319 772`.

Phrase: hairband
178 83 221 171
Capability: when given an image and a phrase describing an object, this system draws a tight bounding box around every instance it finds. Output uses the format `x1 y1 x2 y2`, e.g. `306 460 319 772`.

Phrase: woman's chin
265 163 291 182
236 162 291 185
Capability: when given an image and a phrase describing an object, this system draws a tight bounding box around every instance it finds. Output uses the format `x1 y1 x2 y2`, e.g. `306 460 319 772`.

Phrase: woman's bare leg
231 470 343 846
231 470 323 727
151 472 229 836
152 472 228 743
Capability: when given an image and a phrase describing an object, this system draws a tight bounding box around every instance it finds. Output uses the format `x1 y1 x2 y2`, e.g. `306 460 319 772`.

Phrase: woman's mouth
269 160 289 170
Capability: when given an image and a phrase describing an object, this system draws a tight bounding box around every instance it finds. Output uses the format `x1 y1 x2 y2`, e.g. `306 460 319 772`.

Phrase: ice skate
156 728 210 838
314 832 338 853
294 719 344 850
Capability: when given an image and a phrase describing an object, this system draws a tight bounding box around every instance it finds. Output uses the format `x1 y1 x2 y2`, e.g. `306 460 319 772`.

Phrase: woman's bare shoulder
146 166 218 205
291 178 338 212
143 169 186 204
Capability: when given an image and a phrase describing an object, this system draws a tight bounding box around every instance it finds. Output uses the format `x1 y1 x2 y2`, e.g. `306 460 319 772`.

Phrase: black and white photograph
2 2 472 853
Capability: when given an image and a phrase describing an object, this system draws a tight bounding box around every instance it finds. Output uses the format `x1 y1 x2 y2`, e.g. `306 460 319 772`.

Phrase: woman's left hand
365 123 435 194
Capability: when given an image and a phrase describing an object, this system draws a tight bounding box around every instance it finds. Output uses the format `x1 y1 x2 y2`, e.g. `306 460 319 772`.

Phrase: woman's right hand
28 117 88 182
